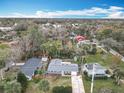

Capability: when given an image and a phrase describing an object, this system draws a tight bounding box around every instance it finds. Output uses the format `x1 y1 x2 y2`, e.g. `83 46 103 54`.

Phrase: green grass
83 76 124 93
0 44 9 49
85 53 124 70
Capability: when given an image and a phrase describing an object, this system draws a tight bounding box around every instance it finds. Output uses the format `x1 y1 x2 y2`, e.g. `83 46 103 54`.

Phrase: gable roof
20 58 42 79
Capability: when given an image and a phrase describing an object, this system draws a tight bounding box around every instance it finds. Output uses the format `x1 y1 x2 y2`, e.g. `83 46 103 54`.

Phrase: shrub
17 72 28 93
52 86 72 93
4 81 22 93
38 79 50 93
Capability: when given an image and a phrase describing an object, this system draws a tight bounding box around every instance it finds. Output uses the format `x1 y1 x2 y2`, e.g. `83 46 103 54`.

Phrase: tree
38 80 50 93
29 28 43 50
40 40 62 57
13 22 28 31
102 29 112 36
113 68 124 85
91 47 97 55
4 81 22 93
17 72 28 93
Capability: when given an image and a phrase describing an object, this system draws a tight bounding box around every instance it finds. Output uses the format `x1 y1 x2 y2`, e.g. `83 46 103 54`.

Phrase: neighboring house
20 58 42 80
75 35 86 42
47 59 78 76
83 63 107 77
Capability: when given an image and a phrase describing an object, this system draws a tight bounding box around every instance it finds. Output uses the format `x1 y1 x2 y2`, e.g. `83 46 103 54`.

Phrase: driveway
71 74 85 93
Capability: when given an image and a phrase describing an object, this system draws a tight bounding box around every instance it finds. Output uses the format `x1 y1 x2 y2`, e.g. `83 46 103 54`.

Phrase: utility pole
90 64 95 93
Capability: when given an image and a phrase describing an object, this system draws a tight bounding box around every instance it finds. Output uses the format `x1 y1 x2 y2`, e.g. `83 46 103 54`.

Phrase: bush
14 23 28 31
33 77 41 83
17 72 28 93
91 47 97 55
4 81 22 93
38 79 50 93
52 86 72 93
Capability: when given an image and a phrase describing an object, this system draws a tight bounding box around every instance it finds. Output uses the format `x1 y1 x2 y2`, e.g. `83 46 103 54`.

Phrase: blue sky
0 0 124 18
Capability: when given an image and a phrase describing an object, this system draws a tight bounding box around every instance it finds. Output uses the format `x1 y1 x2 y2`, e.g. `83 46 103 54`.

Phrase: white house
83 63 107 77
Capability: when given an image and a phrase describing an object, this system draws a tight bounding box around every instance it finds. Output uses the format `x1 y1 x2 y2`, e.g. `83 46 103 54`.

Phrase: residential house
83 63 107 77
20 58 42 80
47 59 78 76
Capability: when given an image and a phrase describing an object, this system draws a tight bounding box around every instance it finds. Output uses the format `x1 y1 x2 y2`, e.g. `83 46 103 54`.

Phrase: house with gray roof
20 58 42 80
47 59 78 76
83 63 107 77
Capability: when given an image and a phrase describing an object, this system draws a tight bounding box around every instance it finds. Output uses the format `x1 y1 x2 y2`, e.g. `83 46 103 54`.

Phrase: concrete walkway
71 74 85 93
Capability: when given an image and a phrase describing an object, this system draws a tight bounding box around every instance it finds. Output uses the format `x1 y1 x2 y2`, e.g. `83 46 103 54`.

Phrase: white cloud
106 6 124 18
109 6 124 11
0 6 124 18
107 11 124 18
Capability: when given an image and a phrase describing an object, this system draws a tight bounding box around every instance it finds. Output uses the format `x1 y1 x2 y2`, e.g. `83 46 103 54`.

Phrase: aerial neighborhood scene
0 0 124 93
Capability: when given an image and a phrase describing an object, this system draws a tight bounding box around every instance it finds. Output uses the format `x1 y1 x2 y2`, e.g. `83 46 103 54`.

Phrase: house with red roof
75 35 87 42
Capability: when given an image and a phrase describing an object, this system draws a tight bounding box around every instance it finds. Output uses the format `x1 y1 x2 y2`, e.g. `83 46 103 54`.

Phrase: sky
0 0 124 18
